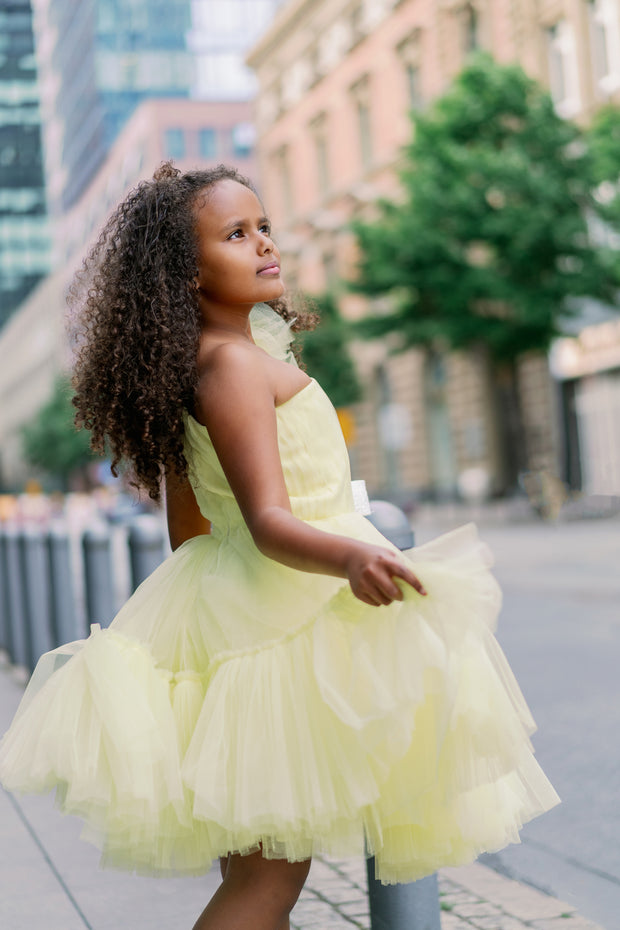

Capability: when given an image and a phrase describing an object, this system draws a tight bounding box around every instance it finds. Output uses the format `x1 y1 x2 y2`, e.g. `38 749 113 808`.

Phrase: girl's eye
228 229 243 240
260 224 272 236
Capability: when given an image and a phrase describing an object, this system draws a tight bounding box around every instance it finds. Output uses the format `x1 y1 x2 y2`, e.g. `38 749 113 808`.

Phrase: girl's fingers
391 562 427 596
375 574 404 602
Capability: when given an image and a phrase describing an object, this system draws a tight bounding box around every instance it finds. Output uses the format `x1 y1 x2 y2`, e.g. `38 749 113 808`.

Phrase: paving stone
337 899 371 919
439 877 464 895
531 918 604 930
331 859 368 888
442 890 485 907
441 865 576 922
308 883 362 905
292 894 360 928
454 901 503 919
441 912 479 929
0 890 87 930
469 915 530 929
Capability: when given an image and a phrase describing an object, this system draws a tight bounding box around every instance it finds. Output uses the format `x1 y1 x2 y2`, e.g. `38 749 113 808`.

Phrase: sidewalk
0 660 604 930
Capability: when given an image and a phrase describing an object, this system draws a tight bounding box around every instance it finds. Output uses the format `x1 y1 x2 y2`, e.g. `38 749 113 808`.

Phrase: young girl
0 163 558 930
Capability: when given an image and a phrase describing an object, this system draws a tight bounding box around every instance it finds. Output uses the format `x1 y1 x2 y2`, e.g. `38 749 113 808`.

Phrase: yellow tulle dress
0 305 559 882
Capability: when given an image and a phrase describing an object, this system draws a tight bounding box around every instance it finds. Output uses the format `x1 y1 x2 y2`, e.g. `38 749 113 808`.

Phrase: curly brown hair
70 162 315 502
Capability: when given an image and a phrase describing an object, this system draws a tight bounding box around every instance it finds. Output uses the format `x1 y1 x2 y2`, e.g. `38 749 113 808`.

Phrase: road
416 516 620 930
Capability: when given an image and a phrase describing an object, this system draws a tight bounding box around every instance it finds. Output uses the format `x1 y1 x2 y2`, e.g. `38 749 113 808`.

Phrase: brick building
247 0 620 499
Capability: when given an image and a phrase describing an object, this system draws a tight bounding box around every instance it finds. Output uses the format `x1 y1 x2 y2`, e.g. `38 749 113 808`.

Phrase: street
416 515 620 930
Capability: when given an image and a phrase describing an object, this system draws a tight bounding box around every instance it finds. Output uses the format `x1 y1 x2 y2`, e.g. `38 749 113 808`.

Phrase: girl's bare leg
194 850 310 930
218 854 292 930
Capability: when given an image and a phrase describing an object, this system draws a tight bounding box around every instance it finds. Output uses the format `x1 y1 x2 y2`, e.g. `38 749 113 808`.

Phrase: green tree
587 104 620 246
22 376 96 490
298 293 362 408
352 54 620 488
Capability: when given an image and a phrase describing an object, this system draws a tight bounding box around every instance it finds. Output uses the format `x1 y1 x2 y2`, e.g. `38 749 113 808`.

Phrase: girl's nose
258 233 273 253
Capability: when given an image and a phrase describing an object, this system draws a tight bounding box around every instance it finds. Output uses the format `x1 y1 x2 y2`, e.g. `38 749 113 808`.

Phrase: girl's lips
257 263 280 276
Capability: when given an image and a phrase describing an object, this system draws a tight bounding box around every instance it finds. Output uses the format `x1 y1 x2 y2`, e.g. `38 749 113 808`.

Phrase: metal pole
366 499 414 550
364 499 441 930
0 529 12 656
48 522 84 645
3 525 29 668
19 525 55 670
127 515 165 591
366 869 440 930
82 522 116 628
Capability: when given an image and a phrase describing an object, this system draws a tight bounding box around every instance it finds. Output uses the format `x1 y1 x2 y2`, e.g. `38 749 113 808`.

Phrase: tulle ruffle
0 525 559 881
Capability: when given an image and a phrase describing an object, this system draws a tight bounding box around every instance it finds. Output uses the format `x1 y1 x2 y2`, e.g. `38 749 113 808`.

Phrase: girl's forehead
197 179 262 224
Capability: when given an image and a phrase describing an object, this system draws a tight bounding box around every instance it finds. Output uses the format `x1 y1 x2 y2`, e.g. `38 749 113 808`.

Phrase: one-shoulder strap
250 303 297 365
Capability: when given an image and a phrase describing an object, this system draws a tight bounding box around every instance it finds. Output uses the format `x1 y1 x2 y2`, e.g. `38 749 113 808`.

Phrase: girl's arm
165 468 211 551
195 343 425 607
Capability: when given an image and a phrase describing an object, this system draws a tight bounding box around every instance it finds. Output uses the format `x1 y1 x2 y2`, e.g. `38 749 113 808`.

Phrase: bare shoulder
195 340 274 425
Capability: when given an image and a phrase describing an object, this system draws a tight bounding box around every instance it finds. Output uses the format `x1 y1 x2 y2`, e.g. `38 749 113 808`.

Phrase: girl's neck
199 302 255 344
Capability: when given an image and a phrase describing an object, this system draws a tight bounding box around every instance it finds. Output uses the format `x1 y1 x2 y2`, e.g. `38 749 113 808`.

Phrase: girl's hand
346 544 427 606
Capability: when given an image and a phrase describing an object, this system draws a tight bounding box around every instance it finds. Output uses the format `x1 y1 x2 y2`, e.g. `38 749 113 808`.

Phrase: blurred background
1 0 619 515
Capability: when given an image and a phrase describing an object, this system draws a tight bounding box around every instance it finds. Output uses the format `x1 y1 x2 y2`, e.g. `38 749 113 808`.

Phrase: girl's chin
261 279 286 298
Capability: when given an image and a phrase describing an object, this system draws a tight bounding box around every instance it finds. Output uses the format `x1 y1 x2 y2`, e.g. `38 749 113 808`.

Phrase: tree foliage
298 293 362 407
22 377 96 488
352 54 620 362
587 104 620 240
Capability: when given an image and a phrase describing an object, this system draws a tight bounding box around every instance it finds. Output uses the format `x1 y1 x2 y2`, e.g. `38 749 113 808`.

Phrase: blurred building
551 308 620 496
55 97 257 267
0 0 285 487
0 0 51 325
30 0 284 220
248 0 620 500
0 96 256 487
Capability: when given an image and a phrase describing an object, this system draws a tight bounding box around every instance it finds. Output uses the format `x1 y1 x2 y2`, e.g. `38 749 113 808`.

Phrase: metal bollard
366 871 441 930
0 530 12 655
3 525 30 668
82 522 116 627
364 499 441 930
366 499 414 550
127 515 166 591
48 522 84 645
19 525 55 670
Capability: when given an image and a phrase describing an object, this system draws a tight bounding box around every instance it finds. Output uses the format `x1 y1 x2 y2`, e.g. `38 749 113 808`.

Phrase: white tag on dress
351 479 371 515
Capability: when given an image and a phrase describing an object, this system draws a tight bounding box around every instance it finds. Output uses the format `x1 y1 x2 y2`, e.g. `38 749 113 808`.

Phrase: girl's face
194 179 284 309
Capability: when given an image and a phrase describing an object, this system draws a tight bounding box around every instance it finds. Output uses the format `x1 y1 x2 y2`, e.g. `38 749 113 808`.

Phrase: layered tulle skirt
0 522 559 882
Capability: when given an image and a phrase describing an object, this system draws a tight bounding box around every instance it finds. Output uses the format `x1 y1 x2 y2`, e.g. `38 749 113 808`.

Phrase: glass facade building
0 0 51 325
34 0 285 216
189 0 286 99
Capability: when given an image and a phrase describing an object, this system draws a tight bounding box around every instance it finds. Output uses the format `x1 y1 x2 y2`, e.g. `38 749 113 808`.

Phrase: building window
323 249 337 289
546 20 581 117
463 3 480 53
276 145 294 219
231 122 255 158
164 128 185 159
397 30 424 110
316 134 329 195
351 76 372 172
309 43 322 86
311 114 330 197
406 64 423 110
350 3 365 48
358 100 372 170
588 0 620 94
198 128 217 159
